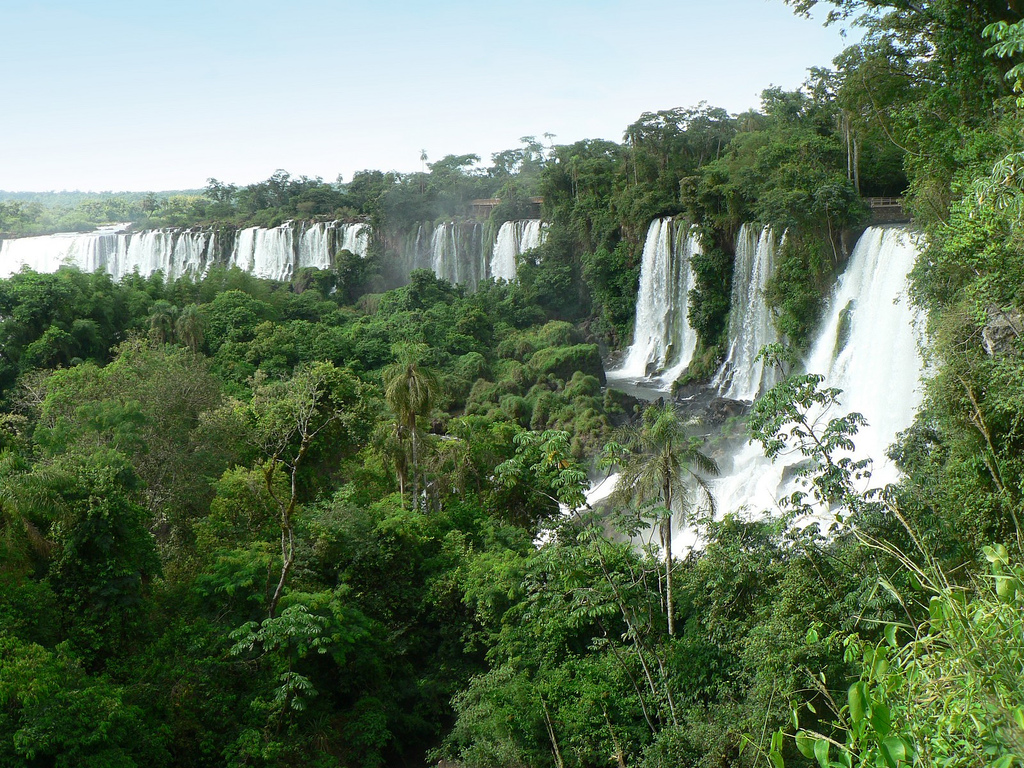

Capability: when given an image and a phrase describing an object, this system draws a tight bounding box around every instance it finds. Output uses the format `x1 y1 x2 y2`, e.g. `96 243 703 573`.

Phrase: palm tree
605 401 718 636
0 450 67 575
382 344 440 510
148 301 179 345
175 304 205 353
370 420 410 500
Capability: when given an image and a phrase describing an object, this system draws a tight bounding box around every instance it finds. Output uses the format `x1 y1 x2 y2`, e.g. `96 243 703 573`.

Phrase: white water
608 218 700 388
0 228 211 281
297 221 367 270
490 219 543 282
430 223 464 286
422 219 544 289
231 224 295 279
0 221 369 282
715 226 926 516
411 224 434 272
119 229 208 279
713 224 782 402
558 225 924 557
803 227 925 476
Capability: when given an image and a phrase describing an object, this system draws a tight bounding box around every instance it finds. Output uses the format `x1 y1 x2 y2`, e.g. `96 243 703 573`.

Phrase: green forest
4 1 1024 766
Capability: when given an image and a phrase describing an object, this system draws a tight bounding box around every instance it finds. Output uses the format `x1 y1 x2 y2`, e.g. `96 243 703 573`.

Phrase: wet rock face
983 306 1023 356
705 397 749 425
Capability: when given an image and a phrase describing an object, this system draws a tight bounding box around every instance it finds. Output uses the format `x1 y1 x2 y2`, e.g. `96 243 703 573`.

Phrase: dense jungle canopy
3 1 1024 767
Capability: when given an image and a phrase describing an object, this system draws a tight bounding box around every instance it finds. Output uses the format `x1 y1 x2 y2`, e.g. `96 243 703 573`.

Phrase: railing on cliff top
469 197 544 218
865 196 909 223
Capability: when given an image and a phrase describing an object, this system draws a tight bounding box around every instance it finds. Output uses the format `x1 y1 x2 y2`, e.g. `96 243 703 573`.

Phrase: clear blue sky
2 0 855 192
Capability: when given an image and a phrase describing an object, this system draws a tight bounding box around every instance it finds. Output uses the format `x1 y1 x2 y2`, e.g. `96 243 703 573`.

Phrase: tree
0 450 59 577
603 402 718 636
147 300 178 345
247 362 359 618
45 452 161 661
382 344 441 510
174 303 205 353
34 340 228 554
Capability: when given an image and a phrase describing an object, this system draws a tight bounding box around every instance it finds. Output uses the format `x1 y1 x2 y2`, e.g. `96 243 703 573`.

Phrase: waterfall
803 226 925 471
385 218 542 290
412 224 433 271
428 221 487 290
1 229 121 278
230 223 295 280
715 225 925 515
430 223 462 286
0 220 369 283
608 218 700 388
297 221 370 271
116 229 210 280
713 224 781 402
0 227 212 281
338 222 369 258
298 222 331 270
490 219 543 282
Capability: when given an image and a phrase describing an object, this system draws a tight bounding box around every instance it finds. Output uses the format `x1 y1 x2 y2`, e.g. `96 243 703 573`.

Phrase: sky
1 0 857 192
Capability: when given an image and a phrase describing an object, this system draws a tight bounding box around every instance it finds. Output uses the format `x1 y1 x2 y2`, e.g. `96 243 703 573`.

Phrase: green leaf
814 736 830 768
880 736 907 768
884 623 897 648
997 575 1017 601
986 543 1009 564
992 756 1015 768
872 650 889 680
870 701 891 737
795 731 816 759
848 682 867 724
806 627 819 644
770 729 786 768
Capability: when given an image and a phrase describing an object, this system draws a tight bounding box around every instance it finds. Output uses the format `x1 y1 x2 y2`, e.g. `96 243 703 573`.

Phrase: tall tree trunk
853 135 861 195
603 707 627 768
268 437 310 619
664 481 675 637
845 113 853 183
540 695 565 768
410 425 419 512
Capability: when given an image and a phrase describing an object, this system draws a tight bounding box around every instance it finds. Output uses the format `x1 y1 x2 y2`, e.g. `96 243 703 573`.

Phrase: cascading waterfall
120 229 210 279
0 221 369 282
713 224 782 402
297 222 330 270
427 221 495 290
338 222 369 259
430 223 463 287
384 218 543 289
715 225 925 516
405 224 435 274
298 221 370 270
803 226 925 471
231 224 295 279
490 219 544 282
0 228 126 278
608 218 700 387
